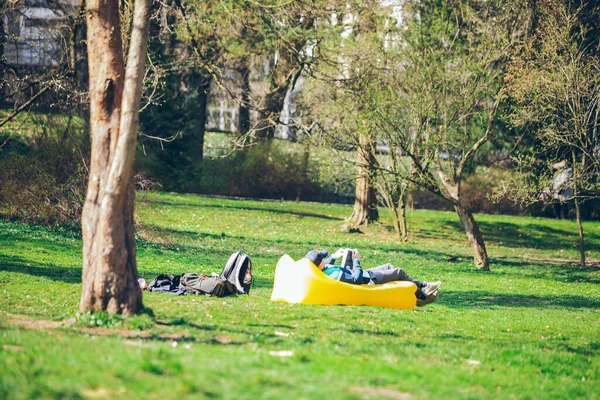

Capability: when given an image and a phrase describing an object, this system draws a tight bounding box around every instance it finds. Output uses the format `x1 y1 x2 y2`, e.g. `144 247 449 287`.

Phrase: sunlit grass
0 192 599 399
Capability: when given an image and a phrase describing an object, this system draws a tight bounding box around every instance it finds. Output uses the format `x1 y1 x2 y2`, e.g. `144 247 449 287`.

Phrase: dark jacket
321 258 371 284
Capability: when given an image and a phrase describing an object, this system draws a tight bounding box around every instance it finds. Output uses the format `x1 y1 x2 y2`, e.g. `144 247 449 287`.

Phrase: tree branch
0 86 50 128
456 93 502 179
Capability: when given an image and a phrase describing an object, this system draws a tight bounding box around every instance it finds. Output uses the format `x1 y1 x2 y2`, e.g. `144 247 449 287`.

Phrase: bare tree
347 133 379 229
496 1 600 267
80 0 150 315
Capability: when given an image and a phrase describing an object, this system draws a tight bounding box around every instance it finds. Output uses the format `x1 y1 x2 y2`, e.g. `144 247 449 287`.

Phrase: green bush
137 134 353 202
0 138 88 225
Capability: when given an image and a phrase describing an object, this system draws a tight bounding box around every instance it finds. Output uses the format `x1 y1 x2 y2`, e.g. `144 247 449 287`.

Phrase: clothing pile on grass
142 252 252 297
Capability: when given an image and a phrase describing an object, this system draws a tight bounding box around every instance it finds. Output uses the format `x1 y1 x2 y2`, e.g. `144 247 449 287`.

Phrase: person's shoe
416 291 439 307
421 281 441 297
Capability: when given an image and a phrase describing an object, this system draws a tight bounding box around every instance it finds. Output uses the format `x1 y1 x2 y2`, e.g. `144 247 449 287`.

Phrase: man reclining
305 248 441 307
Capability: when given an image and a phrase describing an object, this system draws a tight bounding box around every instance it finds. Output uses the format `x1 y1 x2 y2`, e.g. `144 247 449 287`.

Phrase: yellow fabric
270 255 417 310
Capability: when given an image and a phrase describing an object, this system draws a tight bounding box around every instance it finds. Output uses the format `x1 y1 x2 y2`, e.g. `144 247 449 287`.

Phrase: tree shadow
150 317 291 345
140 197 342 221
491 257 600 284
0 254 82 284
446 220 600 252
0 253 170 286
137 224 311 252
441 290 600 309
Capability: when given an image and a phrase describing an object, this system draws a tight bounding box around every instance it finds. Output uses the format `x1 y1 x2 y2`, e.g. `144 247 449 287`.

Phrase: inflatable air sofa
270 255 417 310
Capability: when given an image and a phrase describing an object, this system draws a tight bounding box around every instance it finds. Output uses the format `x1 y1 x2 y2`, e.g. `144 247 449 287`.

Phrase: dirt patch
4 314 194 341
2 344 25 352
351 386 412 399
7 315 75 329
81 387 126 398
77 327 153 338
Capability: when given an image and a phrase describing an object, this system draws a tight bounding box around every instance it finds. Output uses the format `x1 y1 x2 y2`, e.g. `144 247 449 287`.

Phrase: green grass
1 191 599 399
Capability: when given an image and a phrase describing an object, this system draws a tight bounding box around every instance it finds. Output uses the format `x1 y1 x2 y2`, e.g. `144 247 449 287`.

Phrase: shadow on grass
445 220 600 252
491 258 600 284
137 224 310 254
441 290 600 309
0 254 82 284
141 198 343 221
138 223 467 266
152 318 292 345
0 253 170 286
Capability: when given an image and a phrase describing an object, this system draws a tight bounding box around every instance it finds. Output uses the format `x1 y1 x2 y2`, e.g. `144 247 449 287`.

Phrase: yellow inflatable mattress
270 255 417 309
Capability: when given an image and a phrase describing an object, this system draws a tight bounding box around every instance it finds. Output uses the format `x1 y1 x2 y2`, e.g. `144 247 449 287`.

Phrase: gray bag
180 273 226 297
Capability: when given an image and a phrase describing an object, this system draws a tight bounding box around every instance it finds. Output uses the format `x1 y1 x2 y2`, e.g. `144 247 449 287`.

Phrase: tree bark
574 198 586 267
348 133 378 228
183 69 211 192
237 58 251 135
0 0 5 77
80 0 150 315
571 149 586 267
397 189 408 242
379 183 408 242
296 141 310 201
454 203 490 271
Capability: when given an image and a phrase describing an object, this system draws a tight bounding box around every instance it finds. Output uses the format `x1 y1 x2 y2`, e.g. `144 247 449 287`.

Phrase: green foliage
138 133 355 202
501 1 600 204
1 193 600 398
75 311 124 328
0 112 88 225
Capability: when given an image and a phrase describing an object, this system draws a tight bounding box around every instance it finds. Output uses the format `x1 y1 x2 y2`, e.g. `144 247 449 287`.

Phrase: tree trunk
348 133 378 228
80 0 150 315
238 58 251 135
570 149 586 267
574 198 586 267
184 70 211 192
454 203 490 271
379 183 408 242
0 0 5 77
398 189 408 242
296 141 310 201
183 69 210 165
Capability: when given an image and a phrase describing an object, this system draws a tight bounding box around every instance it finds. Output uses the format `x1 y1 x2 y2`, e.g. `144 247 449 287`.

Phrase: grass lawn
1 191 599 399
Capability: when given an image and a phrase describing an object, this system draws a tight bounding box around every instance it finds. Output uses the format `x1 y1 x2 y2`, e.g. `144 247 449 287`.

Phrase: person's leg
366 264 422 286
366 264 427 299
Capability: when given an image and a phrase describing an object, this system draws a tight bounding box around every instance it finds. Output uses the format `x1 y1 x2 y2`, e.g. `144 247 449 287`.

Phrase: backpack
179 252 253 297
220 251 253 295
180 273 226 297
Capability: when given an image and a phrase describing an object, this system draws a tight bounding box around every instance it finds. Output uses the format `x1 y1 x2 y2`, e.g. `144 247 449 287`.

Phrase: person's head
304 249 328 269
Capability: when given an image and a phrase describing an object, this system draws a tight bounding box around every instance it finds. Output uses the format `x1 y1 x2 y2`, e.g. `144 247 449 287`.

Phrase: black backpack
220 251 253 295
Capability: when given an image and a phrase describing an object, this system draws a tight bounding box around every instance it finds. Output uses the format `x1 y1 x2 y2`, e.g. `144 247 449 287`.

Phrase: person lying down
304 248 441 307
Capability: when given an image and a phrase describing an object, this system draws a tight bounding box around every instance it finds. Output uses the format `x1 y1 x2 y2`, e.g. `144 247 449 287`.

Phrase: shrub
0 137 88 225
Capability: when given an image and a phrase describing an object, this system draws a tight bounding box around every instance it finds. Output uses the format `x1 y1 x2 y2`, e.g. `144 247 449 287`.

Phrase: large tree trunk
80 0 150 315
183 69 210 165
237 58 251 135
454 203 490 271
184 70 211 192
348 133 378 228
